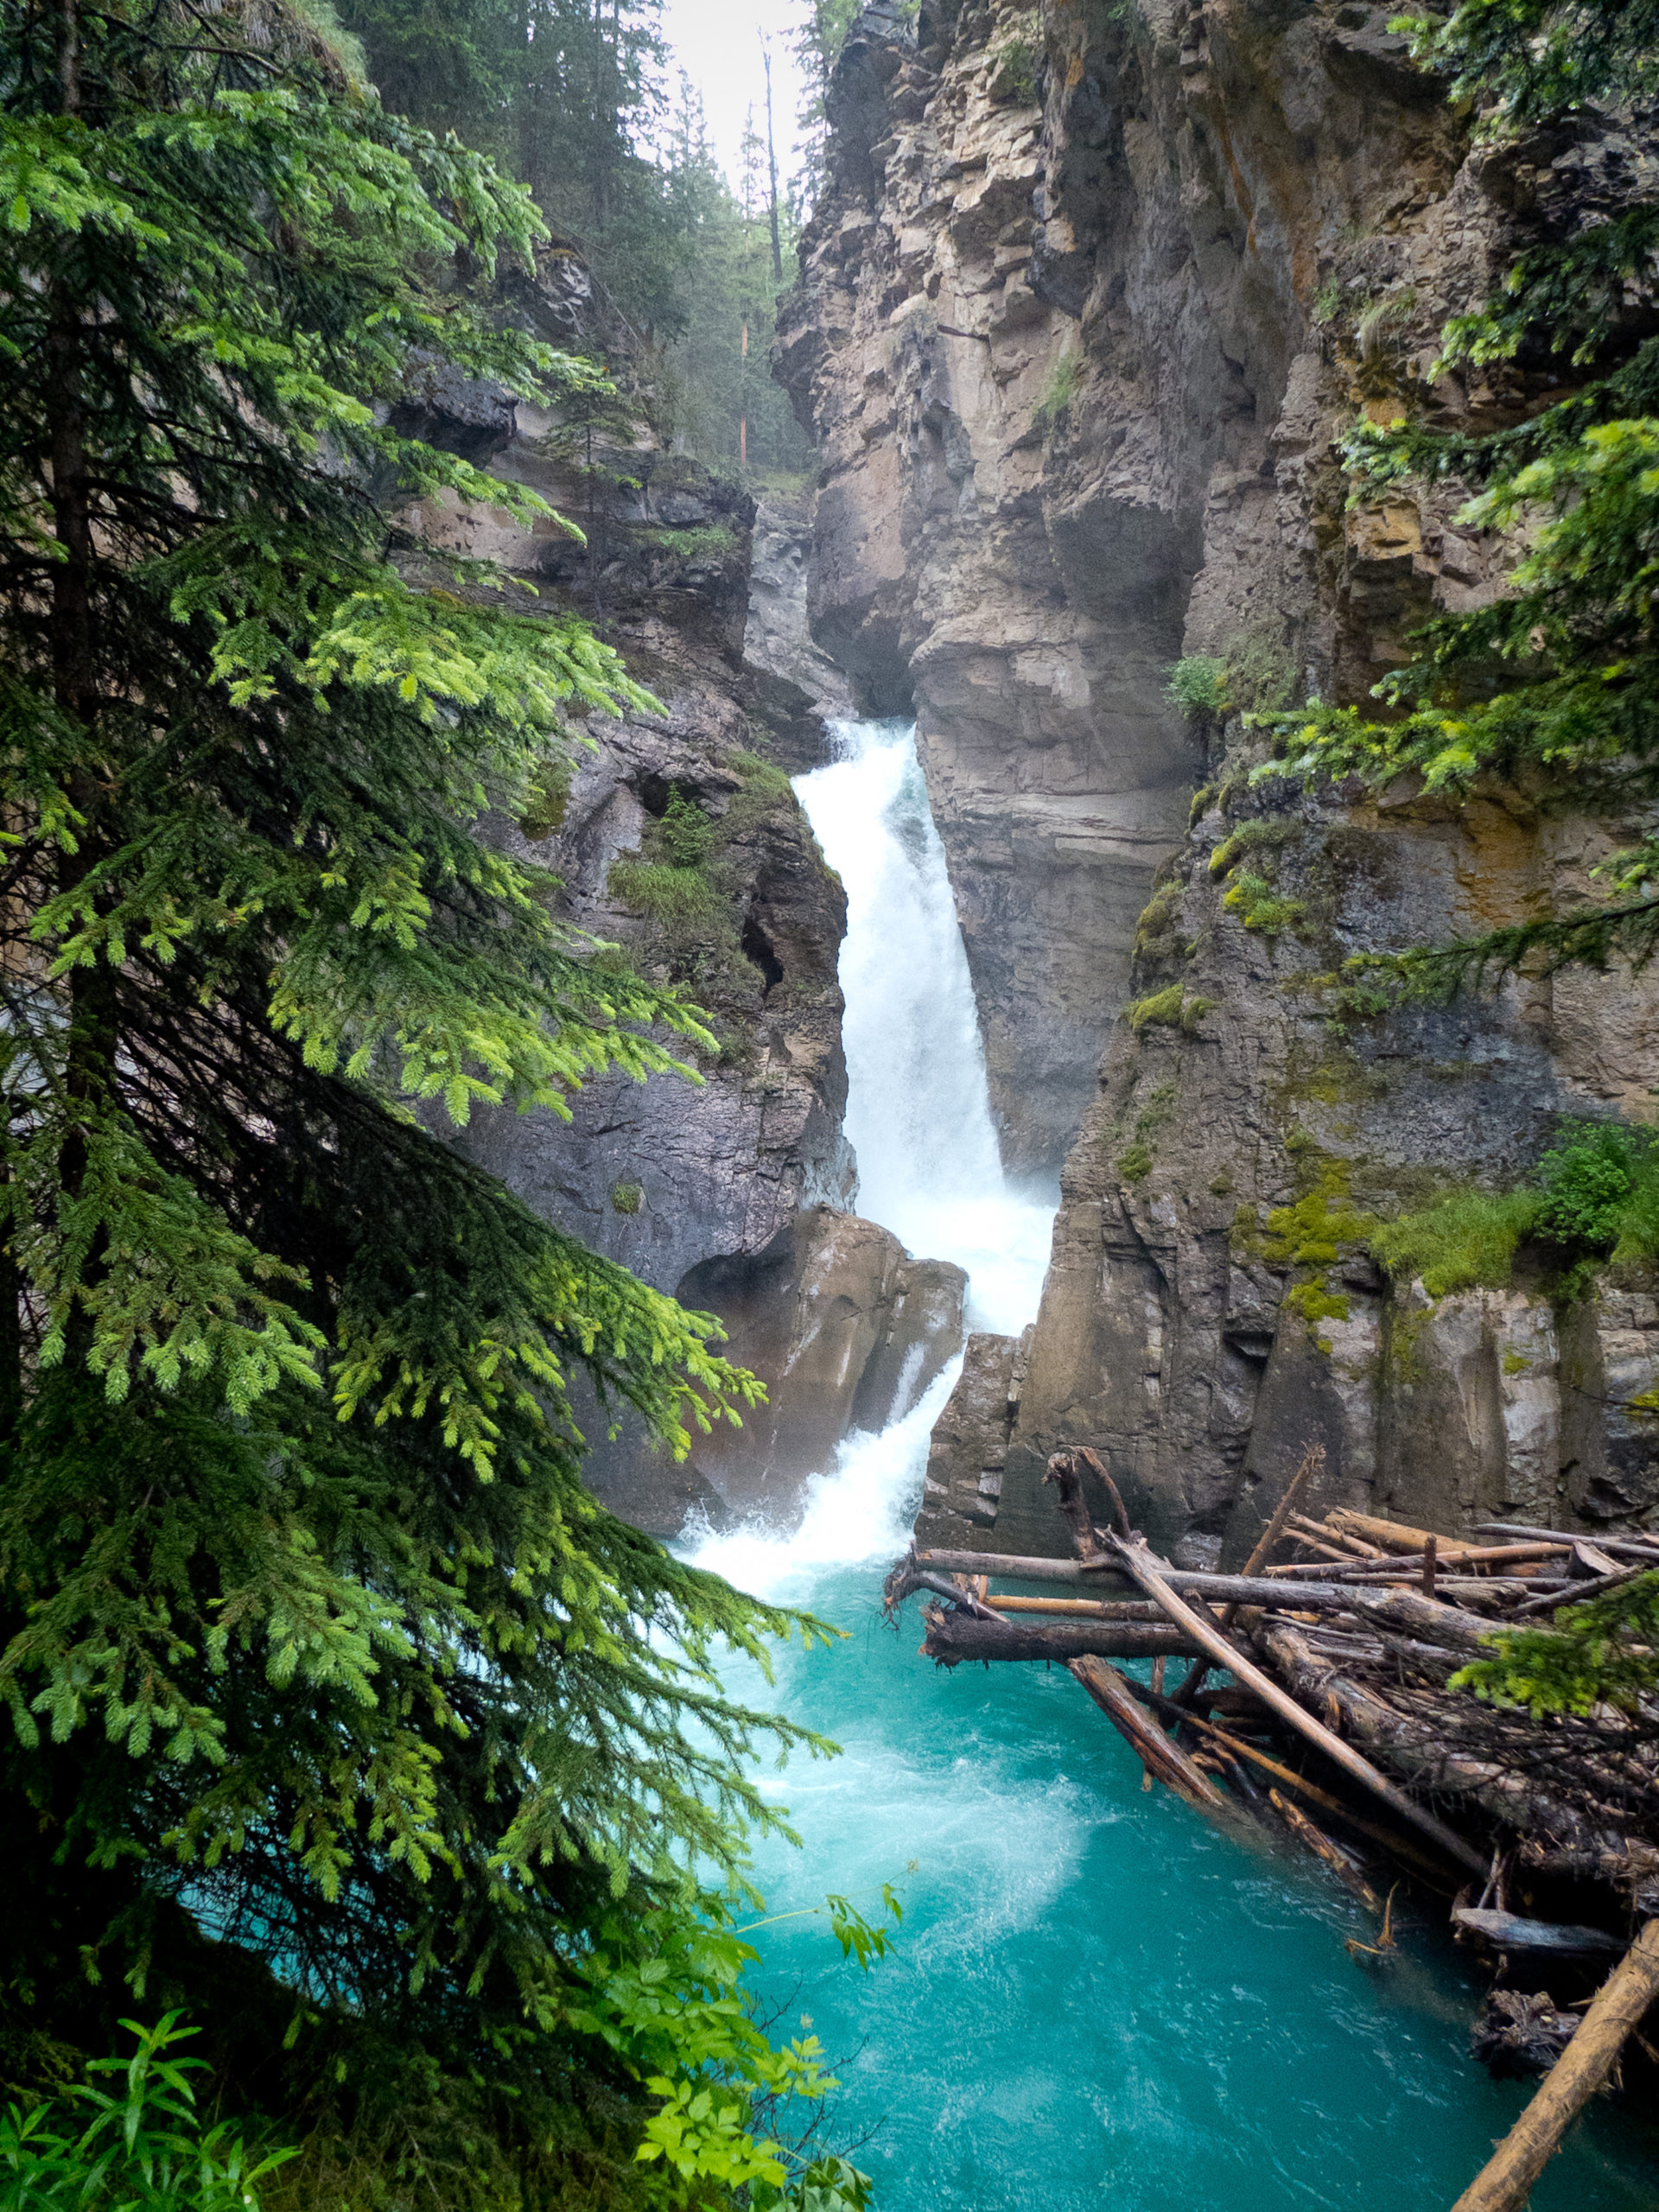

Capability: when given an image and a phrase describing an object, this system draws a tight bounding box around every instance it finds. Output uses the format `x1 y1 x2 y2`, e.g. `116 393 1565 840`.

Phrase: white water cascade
689 718 1055 1599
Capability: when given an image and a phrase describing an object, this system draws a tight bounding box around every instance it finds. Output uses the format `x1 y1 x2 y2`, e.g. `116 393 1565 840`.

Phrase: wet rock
743 493 855 721
680 1206 966 1520
913 1327 1031 1552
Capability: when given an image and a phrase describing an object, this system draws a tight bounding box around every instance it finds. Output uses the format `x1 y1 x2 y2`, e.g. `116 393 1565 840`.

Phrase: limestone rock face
743 493 856 721
913 1327 1030 1550
681 1207 966 1518
795 4 1659 1556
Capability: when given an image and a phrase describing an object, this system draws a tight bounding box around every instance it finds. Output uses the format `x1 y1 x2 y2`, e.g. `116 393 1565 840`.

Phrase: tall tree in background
339 0 813 475
790 0 861 214
0 3 868 2201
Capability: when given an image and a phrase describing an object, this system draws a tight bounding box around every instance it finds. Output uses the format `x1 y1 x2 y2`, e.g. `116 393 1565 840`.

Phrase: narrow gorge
16 2 1658 2208
450 5 1659 2204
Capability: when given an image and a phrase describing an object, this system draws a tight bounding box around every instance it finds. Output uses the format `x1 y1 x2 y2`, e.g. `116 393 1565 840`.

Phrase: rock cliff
792 3 1659 1556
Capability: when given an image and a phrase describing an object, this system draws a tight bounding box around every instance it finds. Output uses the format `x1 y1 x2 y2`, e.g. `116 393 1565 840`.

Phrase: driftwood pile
881 1445 1659 2212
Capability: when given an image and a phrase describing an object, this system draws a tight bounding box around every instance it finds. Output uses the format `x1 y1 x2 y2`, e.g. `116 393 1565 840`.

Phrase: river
688 720 1656 2212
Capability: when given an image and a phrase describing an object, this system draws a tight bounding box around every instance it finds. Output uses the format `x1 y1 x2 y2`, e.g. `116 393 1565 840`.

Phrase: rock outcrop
683 1207 966 1516
795 3 1659 1556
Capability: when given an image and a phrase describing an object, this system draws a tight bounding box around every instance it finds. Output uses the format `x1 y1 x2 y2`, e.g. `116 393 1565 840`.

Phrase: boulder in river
679 1205 966 1522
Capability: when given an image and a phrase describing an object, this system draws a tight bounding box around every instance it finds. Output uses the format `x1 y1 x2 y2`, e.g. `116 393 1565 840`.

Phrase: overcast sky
658 0 809 192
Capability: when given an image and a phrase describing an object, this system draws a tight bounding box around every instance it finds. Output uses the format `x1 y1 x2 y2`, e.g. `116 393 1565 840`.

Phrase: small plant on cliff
1166 655 1230 721
1033 349 1084 432
1370 1188 1541 1299
1257 0 1659 990
1369 1123 1659 1300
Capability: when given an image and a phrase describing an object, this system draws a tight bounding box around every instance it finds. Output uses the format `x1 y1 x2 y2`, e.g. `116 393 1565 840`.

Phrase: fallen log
1476 1522 1659 1564
1114 1679 1461 1882
920 1609 1198 1666
1328 1508 1444 1553
1262 1623 1623 1861
1269 1788 1383 1913
1452 1908 1624 1961
1449 1920 1659 2212
914 1548 1360 1608
1510 1562 1642 1617
1108 1535 1490 1877
985 1594 1167 1619
1065 1655 1232 1817
1344 1586 1497 1654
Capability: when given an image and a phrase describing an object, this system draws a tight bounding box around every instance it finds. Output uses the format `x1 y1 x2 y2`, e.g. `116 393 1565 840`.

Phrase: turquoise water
683 721 1658 2209
719 1567 1658 2212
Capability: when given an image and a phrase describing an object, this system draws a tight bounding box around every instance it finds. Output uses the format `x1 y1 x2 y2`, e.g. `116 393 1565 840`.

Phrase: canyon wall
798 1 1659 1558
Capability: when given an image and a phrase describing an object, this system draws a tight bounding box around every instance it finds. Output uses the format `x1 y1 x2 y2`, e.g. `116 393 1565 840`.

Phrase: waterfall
688 720 1053 1599
682 724 1649 2212
797 719 1054 1338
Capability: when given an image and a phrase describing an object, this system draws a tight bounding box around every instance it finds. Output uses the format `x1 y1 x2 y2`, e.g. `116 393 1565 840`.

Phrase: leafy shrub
1166 656 1228 721
1370 1188 1541 1299
1535 1120 1659 1256
570 1891 899 2210
0 2013 295 2212
658 786 715 868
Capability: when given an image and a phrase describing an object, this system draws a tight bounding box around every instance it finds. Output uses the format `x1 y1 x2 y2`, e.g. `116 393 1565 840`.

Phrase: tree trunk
921 1609 1198 1666
1450 1922 1659 2212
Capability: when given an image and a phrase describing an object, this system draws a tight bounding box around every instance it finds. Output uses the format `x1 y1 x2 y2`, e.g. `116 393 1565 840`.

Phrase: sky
658 0 810 193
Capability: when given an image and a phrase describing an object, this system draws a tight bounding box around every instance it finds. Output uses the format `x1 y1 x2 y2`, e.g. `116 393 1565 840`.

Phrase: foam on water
682 722 1656 2211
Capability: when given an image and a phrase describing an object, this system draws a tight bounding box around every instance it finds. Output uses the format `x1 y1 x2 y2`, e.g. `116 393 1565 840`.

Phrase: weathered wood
984 1594 1166 1619
894 1567 1007 1623
1238 1443 1325 1591
1344 1586 1496 1654
1510 1562 1641 1617
915 1548 1357 1607
1108 1535 1490 1877
1115 1680 1459 1881
1269 1788 1383 1913
1044 1452 1106 1559
1328 1507 1445 1553
921 1609 1198 1665
1065 1655 1232 1815
1476 1522 1659 1563
1262 1622 1618 1861
1075 1445 1134 1542
1453 1908 1624 1960
1449 1921 1659 2212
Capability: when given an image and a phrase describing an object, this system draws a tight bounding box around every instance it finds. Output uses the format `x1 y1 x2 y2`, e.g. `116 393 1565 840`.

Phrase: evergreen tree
1265 0 1659 988
0 0 855 2192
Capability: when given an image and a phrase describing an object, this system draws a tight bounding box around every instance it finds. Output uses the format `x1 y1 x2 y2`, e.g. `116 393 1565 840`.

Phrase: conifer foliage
0 0 837 2156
